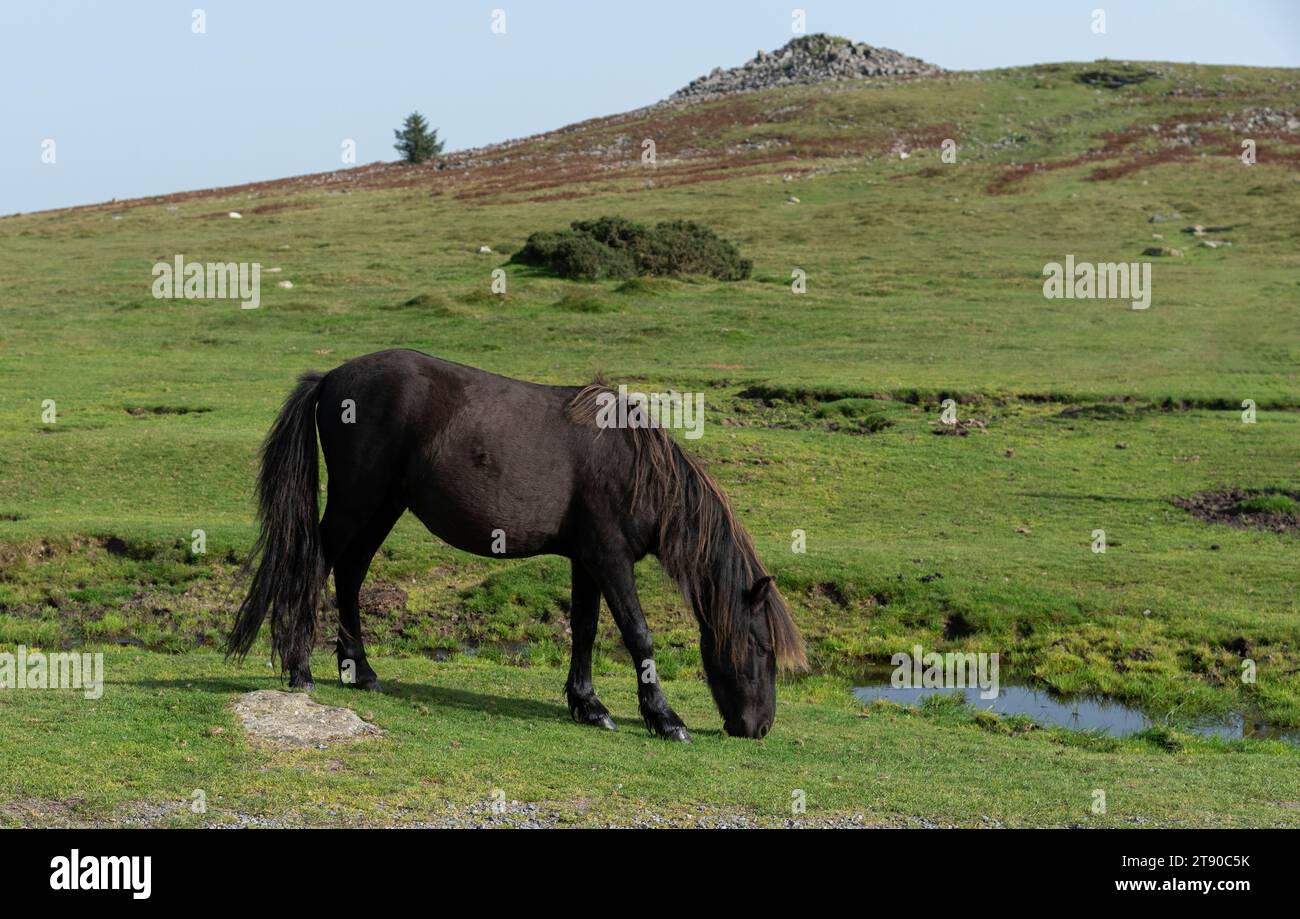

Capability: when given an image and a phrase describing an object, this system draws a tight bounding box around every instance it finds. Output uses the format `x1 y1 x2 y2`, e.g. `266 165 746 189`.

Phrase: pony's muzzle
725 714 772 739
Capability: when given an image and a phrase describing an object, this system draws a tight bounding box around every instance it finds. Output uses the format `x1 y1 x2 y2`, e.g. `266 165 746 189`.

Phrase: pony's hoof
569 696 616 730
664 726 691 743
356 679 383 693
290 681 315 693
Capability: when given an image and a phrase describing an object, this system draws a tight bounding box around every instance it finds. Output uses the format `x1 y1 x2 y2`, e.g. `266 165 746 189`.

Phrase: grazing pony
226 349 804 739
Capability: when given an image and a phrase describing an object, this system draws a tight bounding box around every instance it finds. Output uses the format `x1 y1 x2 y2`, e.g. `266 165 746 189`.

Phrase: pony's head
696 572 805 738
640 436 807 737
566 383 807 738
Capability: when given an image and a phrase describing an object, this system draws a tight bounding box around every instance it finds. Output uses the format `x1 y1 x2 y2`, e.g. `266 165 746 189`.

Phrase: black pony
226 349 804 740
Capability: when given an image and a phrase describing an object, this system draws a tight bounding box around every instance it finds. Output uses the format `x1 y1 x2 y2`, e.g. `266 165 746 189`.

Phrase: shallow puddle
854 676 1299 744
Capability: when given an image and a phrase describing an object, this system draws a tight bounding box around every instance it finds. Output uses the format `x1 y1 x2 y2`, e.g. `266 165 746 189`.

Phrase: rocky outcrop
670 33 942 101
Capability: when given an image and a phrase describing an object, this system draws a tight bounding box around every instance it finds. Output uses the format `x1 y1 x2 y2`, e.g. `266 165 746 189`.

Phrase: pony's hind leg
565 561 616 730
322 499 404 691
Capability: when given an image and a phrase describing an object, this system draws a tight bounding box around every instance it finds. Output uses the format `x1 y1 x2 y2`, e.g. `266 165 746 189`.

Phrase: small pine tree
393 111 444 164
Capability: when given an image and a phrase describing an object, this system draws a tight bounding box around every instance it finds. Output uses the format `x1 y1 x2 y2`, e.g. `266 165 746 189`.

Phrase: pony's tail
225 371 326 671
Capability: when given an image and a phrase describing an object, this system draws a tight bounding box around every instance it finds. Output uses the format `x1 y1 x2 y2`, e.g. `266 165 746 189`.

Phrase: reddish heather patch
892 166 945 180
250 200 317 215
523 190 591 204
988 110 1299 193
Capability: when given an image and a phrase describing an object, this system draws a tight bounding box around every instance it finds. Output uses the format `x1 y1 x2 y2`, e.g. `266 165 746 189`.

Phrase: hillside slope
7 58 1297 397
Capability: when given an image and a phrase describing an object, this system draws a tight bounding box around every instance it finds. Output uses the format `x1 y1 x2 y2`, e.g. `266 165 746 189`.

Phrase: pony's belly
404 462 572 559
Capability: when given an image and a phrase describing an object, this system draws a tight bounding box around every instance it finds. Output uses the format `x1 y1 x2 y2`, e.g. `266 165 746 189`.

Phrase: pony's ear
747 575 775 605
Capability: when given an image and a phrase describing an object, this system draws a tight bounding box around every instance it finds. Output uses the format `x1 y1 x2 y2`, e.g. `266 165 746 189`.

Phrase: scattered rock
276 280 294 288
477 245 493 254
228 212 242 219
931 418 987 436
1142 246 1183 257
231 690 382 750
787 195 801 204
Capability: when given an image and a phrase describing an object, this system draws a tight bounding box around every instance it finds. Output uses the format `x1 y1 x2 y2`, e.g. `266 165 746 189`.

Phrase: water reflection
854 678 1299 744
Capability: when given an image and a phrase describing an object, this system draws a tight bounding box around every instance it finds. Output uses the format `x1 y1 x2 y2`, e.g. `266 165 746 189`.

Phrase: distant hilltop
670 33 944 101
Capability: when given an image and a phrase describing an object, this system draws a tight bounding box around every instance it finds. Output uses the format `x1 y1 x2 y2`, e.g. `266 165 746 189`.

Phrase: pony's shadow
134 676 649 731
385 680 689 733
391 680 728 737
137 676 724 736
383 679 573 724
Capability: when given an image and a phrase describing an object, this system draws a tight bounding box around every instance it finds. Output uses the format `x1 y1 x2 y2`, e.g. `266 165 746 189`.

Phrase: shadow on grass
135 675 725 737
383 679 571 724
134 675 604 729
383 680 727 737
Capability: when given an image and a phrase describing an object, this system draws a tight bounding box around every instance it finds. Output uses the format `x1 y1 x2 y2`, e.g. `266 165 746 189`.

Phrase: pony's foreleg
593 559 690 742
565 561 615 730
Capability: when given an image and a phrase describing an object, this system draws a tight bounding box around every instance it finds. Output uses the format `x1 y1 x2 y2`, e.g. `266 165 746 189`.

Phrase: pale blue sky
3 0 1297 215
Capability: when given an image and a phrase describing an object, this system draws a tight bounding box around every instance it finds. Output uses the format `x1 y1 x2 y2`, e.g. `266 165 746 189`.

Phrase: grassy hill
2 57 1299 826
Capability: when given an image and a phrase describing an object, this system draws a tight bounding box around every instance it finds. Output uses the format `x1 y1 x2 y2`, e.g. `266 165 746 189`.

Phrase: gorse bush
633 219 752 279
570 216 645 250
553 235 637 281
511 216 751 281
513 229 632 281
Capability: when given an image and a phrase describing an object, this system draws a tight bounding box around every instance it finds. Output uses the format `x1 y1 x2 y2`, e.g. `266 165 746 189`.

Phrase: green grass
1235 494 1298 515
1 59 1298 826
3 648 1299 828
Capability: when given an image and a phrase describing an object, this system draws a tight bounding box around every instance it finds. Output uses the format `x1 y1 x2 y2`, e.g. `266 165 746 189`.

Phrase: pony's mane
567 383 806 671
